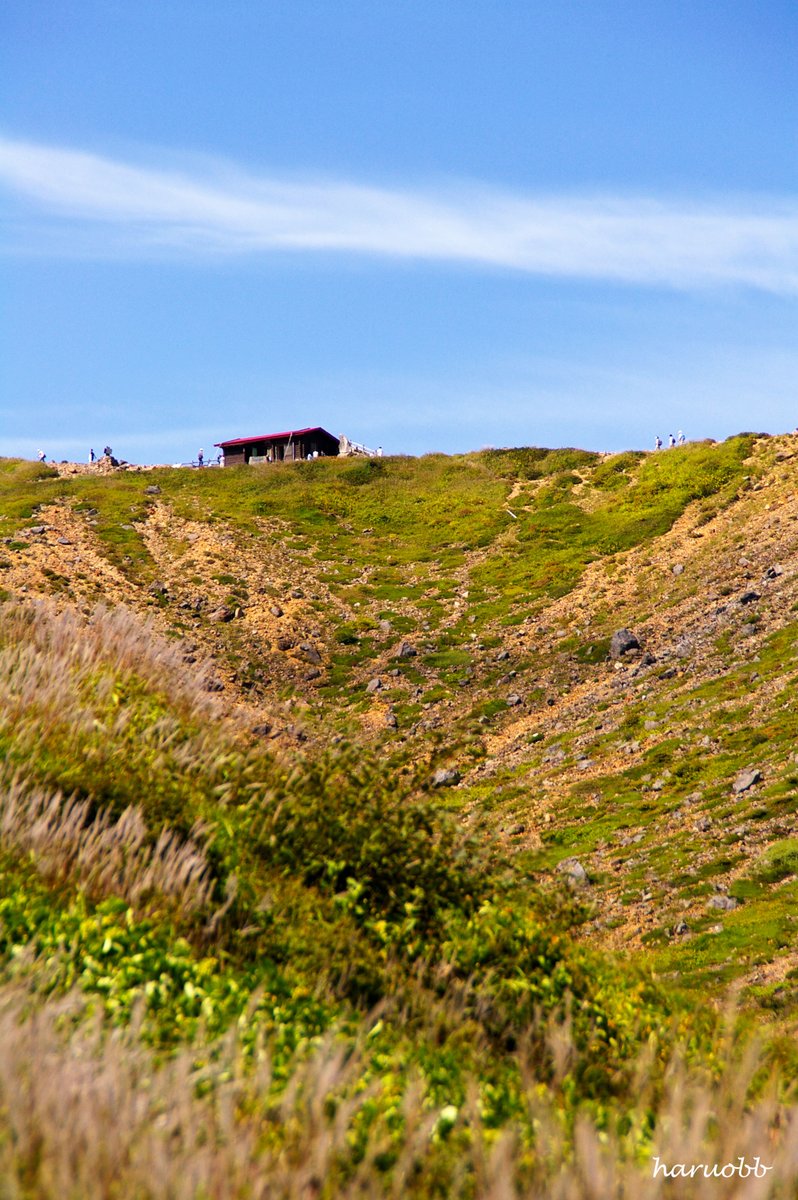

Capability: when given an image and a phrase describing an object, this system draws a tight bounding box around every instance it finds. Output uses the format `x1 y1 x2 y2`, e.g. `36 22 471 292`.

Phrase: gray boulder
610 629 640 659
732 768 762 794
208 606 234 623
707 895 738 911
557 857 588 886
430 768 461 788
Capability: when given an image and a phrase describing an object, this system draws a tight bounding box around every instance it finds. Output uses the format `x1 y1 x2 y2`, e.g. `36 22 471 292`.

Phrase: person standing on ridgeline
198 448 204 468
89 448 96 463
103 445 112 458
37 449 46 462
655 436 662 451
668 433 676 448
677 430 685 445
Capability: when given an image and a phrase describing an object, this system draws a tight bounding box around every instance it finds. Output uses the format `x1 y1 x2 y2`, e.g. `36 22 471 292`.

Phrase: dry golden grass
0 771 215 916
0 599 224 727
0 988 795 1200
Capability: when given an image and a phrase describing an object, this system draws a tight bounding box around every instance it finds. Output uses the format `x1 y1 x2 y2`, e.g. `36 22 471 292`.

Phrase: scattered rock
672 563 684 575
208 606 234 623
385 712 398 728
299 643 322 664
144 485 161 495
378 619 392 633
506 693 522 707
739 590 760 605
740 623 757 637
290 588 304 599
694 816 712 832
270 604 283 618
430 768 461 788
763 564 783 580
610 629 640 659
733 767 763 794
617 832 644 846
303 668 321 681
557 858 588 886
495 649 511 661
56 537 72 545
28 525 46 535
396 641 417 659
707 895 738 911
673 920 690 936
204 678 224 692
276 637 295 651
251 722 272 737
366 677 383 693
148 580 169 597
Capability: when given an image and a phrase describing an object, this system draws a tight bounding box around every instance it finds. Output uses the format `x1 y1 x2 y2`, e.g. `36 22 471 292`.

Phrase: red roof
215 427 338 449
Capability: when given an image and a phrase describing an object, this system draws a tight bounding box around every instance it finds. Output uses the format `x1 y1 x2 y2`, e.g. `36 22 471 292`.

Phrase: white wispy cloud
1 134 798 291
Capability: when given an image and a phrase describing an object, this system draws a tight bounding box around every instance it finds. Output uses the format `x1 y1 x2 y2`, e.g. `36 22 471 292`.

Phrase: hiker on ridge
654 436 662 451
668 434 676 448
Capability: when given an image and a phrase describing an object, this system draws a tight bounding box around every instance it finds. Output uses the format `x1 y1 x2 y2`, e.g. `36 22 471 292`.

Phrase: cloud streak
1 135 798 292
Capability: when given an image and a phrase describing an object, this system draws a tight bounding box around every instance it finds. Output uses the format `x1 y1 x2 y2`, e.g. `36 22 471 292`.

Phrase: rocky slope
3 434 798 1012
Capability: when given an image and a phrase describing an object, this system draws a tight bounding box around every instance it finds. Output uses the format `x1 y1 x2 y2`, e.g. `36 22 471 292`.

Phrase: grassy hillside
2 434 798 1196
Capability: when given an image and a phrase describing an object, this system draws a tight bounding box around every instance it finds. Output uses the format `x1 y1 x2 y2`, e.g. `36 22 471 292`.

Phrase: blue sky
2 1 797 463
